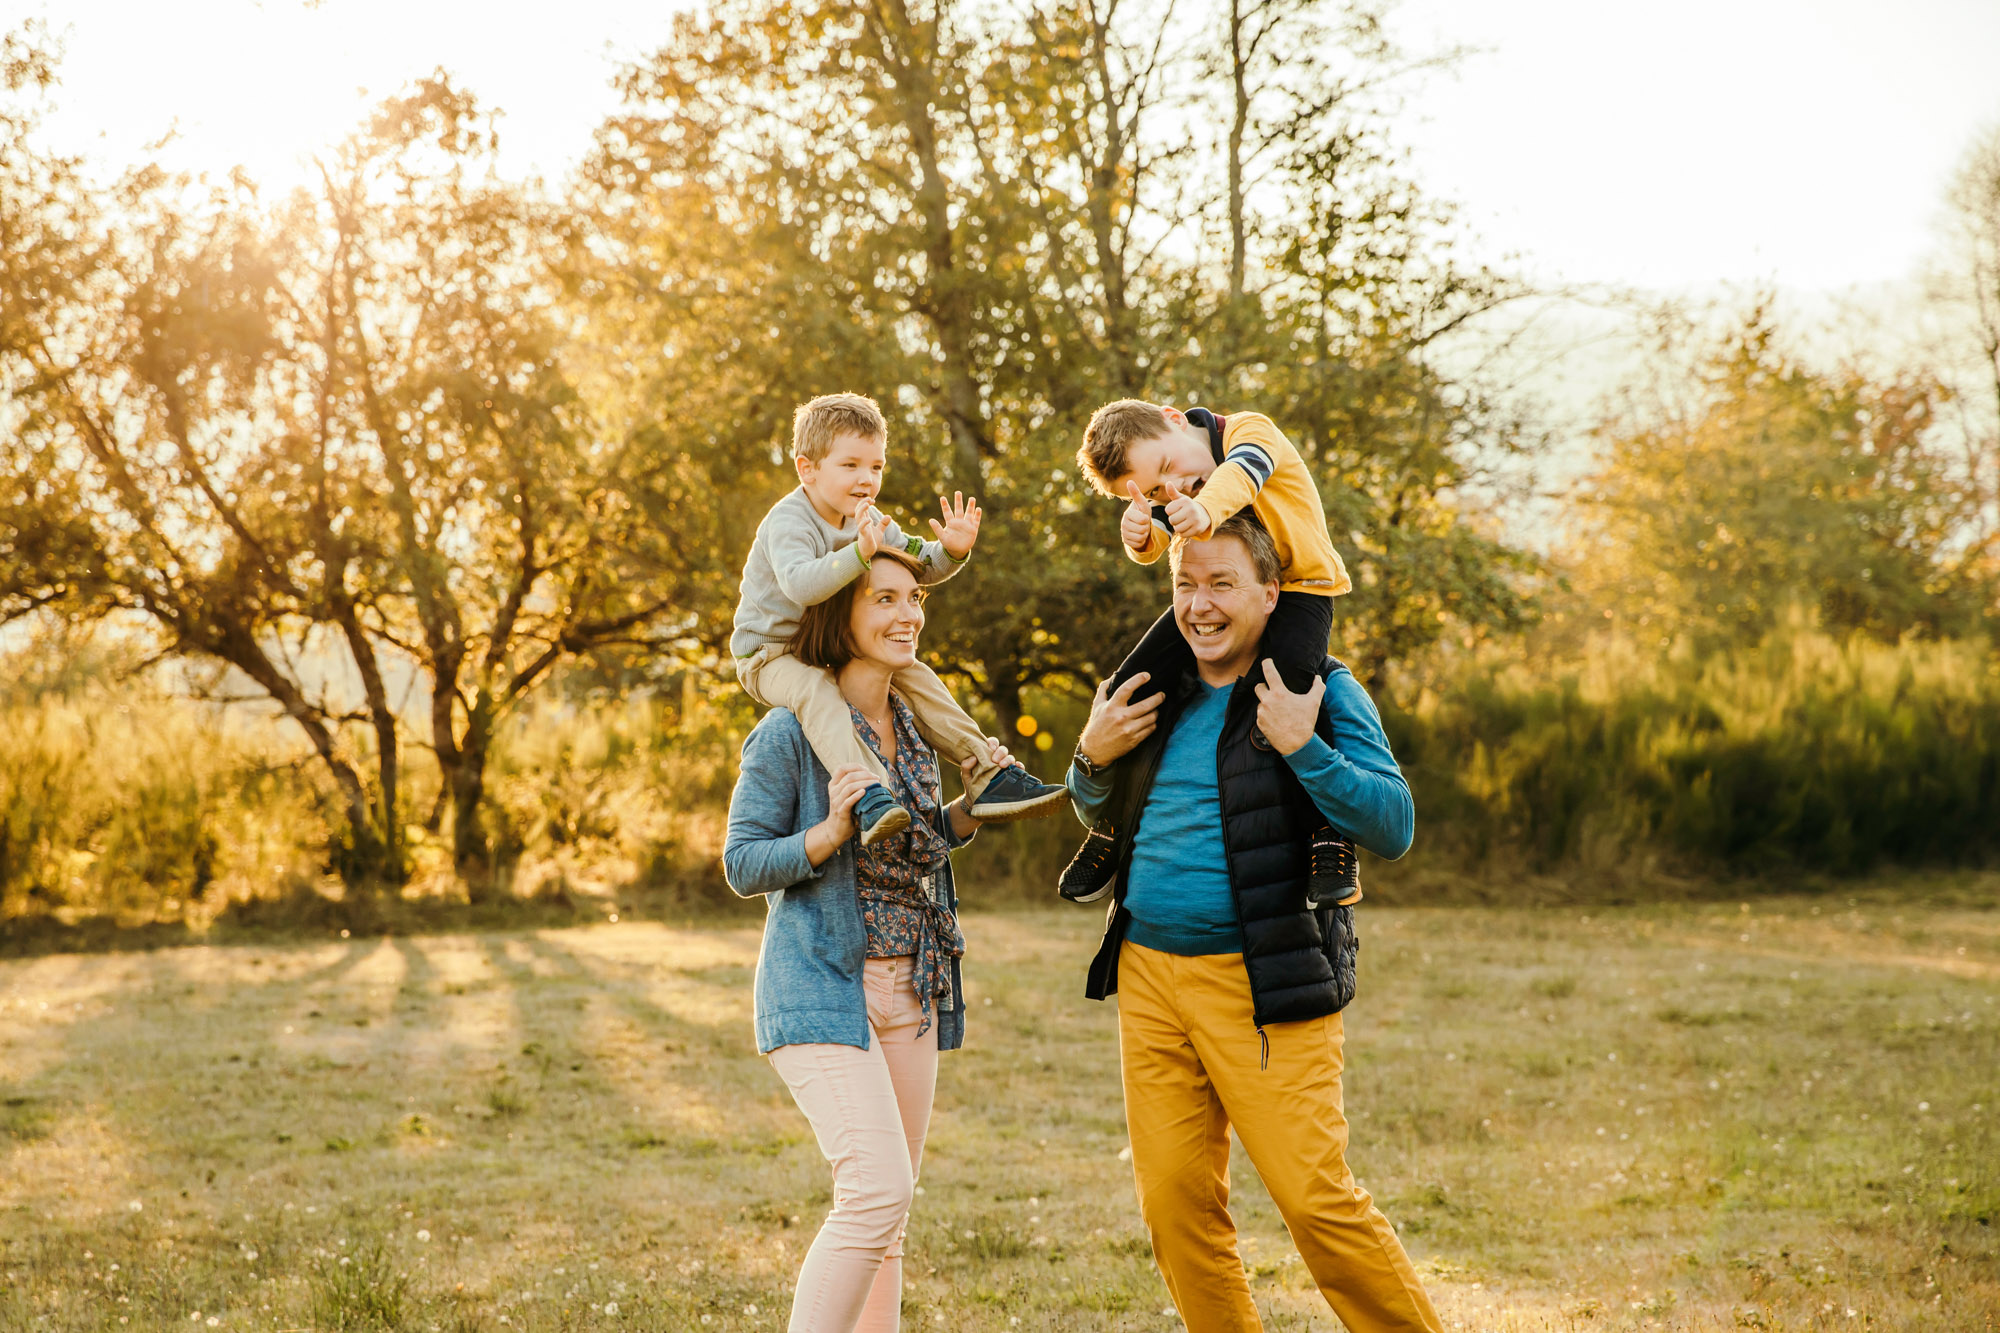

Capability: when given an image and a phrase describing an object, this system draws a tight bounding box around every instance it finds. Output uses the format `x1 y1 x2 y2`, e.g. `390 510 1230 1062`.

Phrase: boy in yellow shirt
1069 400 1359 904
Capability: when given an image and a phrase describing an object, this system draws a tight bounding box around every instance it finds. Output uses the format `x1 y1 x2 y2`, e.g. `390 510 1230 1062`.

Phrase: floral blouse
850 691 965 1035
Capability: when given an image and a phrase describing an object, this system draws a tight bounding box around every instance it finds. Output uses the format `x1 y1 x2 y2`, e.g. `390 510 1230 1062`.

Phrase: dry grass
1 893 1995 1331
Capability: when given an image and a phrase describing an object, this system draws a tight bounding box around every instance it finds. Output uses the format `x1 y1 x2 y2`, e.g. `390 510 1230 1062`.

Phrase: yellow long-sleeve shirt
1128 411 1352 597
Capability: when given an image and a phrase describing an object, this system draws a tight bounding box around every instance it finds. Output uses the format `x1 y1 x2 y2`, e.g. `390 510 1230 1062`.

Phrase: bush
1392 626 2000 877
0 688 324 926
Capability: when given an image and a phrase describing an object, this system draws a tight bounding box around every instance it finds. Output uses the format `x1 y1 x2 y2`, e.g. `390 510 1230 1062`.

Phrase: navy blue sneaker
855 783 912 847
967 765 1070 822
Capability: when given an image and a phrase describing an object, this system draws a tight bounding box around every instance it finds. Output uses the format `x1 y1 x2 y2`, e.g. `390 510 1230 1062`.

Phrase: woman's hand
949 738 1014 836
805 763 875 867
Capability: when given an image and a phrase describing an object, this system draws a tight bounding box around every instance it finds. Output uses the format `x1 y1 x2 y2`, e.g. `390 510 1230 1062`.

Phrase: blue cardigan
722 707 972 1054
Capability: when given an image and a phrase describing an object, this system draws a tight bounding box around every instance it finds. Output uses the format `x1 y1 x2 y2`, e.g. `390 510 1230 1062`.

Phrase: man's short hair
1170 512 1282 585
1077 399 1172 495
793 393 887 462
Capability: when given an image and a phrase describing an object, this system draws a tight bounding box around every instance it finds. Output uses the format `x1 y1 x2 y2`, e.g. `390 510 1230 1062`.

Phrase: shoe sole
968 788 1072 823
859 807 912 847
1059 882 1114 904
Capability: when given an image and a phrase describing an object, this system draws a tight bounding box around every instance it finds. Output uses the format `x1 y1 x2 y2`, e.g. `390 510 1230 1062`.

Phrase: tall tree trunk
1227 0 1249 304
448 697 498 899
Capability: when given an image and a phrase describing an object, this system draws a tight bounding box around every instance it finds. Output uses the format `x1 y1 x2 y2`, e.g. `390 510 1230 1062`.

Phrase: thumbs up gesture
1121 481 1155 552
1161 482 1212 539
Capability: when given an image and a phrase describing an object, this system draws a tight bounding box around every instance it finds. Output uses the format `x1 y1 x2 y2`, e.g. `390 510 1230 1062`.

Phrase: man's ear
1261 581 1280 615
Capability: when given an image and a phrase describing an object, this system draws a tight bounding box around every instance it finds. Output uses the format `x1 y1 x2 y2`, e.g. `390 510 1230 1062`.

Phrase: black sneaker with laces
1058 821 1120 903
1307 823 1362 908
967 765 1070 822
855 783 912 847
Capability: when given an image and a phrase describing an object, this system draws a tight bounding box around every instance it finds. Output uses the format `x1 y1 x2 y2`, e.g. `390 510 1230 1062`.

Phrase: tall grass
1393 625 2000 877
4 625 1995 939
0 688 325 926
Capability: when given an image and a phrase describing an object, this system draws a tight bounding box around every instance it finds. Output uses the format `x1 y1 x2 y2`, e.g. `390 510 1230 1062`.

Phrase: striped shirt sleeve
1189 413 1292 531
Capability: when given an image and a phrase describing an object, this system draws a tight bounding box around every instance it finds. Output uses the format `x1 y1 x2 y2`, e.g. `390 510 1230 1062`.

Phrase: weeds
307 1235 414 1331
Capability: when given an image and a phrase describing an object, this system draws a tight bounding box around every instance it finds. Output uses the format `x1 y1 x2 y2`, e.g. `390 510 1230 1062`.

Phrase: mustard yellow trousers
1117 940 1444 1333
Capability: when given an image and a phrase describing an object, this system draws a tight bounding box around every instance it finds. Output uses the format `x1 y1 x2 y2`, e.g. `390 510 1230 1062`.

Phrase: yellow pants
1117 940 1444 1333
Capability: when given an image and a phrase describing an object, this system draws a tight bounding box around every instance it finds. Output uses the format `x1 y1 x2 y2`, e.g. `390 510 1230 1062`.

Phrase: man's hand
1077 673 1166 767
1121 482 1155 552
856 506 887 560
929 491 983 559
1160 482 1212 539
1253 658 1326 756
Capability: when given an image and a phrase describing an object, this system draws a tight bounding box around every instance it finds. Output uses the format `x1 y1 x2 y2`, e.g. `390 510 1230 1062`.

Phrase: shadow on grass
0 869 764 960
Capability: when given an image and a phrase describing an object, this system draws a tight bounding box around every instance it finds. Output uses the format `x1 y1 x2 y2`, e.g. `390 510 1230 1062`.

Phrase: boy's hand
856 506 887 560
1121 482 1155 552
1160 482 1212 539
930 491 982 559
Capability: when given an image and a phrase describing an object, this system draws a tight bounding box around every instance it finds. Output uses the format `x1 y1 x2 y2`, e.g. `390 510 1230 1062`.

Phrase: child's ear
794 453 813 485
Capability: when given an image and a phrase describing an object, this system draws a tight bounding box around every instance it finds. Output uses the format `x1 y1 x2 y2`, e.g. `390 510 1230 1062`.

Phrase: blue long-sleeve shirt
1067 663 1413 956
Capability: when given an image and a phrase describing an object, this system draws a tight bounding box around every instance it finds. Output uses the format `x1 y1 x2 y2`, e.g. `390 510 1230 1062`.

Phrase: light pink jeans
769 956 939 1333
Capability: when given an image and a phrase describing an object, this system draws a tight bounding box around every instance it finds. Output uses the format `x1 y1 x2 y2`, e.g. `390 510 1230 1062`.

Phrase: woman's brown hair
790 546 928 671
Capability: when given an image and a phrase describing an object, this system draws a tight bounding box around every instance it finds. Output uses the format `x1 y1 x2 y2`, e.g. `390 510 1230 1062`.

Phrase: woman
723 546 1009 1333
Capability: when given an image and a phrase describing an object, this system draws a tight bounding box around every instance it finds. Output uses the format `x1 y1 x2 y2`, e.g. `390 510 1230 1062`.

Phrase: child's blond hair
793 392 888 462
1077 399 1173 495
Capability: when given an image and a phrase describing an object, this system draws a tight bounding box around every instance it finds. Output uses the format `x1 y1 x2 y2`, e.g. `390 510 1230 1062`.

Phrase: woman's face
849 557 926 671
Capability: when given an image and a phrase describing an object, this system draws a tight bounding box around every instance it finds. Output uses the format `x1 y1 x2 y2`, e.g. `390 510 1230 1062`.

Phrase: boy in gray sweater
732 393 1069 844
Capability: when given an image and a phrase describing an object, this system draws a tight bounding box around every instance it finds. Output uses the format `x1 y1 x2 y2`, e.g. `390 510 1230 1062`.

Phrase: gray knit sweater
730 487 964 659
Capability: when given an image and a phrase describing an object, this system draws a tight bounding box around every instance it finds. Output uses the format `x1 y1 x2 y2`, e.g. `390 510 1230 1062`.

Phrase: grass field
2 894 1995 1332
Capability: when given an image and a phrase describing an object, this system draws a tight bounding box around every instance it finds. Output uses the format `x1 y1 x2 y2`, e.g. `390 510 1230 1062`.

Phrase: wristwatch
1072 747 1107 779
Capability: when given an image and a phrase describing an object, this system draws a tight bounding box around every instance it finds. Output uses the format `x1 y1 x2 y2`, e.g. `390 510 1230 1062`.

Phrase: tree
0 51 682 892
1930 123 2000 596
588 0 1537 727
1571 309 1982 647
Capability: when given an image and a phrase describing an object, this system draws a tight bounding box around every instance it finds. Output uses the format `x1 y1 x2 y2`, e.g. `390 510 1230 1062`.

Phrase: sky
10 0 1999 295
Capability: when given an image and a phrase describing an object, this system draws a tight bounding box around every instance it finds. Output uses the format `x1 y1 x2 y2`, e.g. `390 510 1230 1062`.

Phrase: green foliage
1395 622 2000 876
0 680 322 925
585 0 1536 722
308 1236 413 1332
1573 309 1992 648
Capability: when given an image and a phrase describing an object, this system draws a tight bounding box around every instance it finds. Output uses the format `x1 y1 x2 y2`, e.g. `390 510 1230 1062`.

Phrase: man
1063 513 1443 1333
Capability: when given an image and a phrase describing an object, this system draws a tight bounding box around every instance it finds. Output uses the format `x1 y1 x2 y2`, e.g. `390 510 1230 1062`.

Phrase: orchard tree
587 0 1540 729
0 53 682 892
1573 310 1983 647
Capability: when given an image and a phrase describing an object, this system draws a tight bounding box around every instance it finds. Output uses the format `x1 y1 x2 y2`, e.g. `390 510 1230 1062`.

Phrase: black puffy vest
1083 660 1360 1028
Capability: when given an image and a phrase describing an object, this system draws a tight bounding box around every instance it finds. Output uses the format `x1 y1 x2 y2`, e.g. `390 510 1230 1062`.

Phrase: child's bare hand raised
856 506 887 560
1160 482 1212 539
930 492 982 560
1122 482 1155 552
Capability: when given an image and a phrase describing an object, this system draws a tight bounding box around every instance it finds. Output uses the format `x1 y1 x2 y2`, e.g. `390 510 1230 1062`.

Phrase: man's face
1173 534 1279 683
1112 412 1216 504
796 431 887 523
